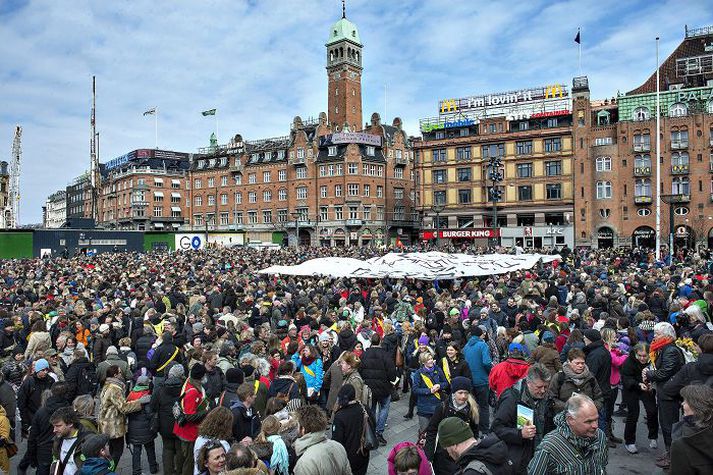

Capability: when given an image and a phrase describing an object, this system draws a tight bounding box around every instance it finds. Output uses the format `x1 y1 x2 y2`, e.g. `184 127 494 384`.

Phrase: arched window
669 102 688 117
672 152 689 167
634 154 651 168
635 178 651 196
672 176 690 195
597 110 610 126
596 181 612 199
595 156 611 171
633 106 650 121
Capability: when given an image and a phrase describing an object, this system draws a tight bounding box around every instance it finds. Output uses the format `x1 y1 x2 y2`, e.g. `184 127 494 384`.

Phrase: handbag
395 346 404 368
358 402 379 453
0 437 17 458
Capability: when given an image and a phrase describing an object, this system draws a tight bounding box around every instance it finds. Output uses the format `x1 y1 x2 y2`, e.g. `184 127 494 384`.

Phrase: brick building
414 84 575 249
573 25 713 250
187 11 416 246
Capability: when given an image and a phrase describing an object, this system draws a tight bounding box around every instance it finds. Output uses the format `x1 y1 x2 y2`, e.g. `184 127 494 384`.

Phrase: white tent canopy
259 251 560 280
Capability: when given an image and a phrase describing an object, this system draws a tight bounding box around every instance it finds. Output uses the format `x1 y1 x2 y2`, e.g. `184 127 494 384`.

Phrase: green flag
202 109 216 116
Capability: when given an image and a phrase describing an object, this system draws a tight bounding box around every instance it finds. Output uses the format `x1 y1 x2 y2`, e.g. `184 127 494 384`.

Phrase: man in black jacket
438 417 511 475
359 333 397 445
149 364 185 475
491 364 554 474
663 334 713 399
63 349 98 402
231 382 261 444
583 329 613 440
150 332 182 386
18 358 54 436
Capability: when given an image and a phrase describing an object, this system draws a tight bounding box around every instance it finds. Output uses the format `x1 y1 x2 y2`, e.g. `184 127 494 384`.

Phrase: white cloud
1 0 711 223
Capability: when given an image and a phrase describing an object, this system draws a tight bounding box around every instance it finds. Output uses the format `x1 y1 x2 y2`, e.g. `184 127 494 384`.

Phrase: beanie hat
557 315 570 323
136 375 150 386
319 331 332 343
449 308 459 316
418 335 430 346
98 323 110 334
34 358 50 373
438 417 474 448
81 433 110 458
541 331 555 343
450 376 472 393
583 329 601 342
508 342 526 355
168 364 185 379
190 363 206 380
192 322 204 333
638 320 655 332
89 317 99 325
226 368 244 385
106 345 118 355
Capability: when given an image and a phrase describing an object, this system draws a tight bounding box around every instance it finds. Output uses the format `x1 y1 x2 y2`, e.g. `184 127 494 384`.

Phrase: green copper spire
326 10 361 46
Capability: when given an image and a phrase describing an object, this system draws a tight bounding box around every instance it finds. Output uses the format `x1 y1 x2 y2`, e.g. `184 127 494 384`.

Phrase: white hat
99 323 110 333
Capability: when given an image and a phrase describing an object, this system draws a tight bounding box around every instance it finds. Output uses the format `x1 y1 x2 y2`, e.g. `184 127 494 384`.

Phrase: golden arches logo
544 84 564 99
440 99 458 113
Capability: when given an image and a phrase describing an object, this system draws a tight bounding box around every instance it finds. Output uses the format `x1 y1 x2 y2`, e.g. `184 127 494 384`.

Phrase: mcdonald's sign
544 84 564 99
440 99 458 113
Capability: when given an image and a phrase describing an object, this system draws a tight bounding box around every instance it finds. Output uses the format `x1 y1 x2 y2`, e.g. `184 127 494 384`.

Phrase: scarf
562 361 592 387
649 336 674 367
451 394 467 412
268 434 289 475
301 355 316 366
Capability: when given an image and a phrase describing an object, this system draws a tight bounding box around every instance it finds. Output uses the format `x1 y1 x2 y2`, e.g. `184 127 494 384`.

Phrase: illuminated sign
530 110 570 119
421 117 477 133
544 84 565 99
437 84 568 115
420 229 499 240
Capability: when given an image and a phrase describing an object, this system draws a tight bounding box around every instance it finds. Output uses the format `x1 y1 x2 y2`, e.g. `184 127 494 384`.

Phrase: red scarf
649 336 674 366
301 355 316 366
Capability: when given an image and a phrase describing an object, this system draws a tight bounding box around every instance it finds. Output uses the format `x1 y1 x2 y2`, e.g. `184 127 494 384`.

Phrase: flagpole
155 107 159 149
578 28 582 75
655 37 662 261
215 112 219 144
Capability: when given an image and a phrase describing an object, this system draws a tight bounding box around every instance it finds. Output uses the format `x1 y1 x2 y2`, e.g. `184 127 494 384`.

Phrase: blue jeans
598 400 609 435
371 394 391 435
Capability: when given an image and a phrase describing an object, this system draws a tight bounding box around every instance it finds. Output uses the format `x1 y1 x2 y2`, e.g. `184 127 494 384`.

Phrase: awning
153 191 164 197
154 179 164 184
171 179 180 185
154 222 164 228
171 207 181 212
171 192 181 198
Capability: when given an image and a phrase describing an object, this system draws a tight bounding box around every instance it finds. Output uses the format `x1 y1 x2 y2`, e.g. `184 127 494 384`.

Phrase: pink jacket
609 347 628 386
387 441 431 475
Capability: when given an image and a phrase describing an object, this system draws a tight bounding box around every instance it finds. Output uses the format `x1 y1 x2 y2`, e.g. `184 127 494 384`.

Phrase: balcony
634 195 653 205
289 156 306 165
669 194 691 203
131 201 148 208
134 183 149 190
229 163 243 174
671 164 690 174
346 219 363 227
671 141 689 150
633 144 651 152
633 166 651 177
394 156 407 166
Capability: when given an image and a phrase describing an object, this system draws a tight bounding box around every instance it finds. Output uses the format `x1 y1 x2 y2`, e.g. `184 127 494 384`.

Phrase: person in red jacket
175 363 210 475
488 343 530 399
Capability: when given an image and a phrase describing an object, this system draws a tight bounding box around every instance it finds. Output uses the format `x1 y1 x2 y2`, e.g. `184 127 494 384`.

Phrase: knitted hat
226 368 244 385
438 417 474 448
136 375 150 386
541 331 555 343
168 364 185 379
81 433 110 458
449 308 459 316
106 346 118 355
192 322 204 333
418 335 430 346
508 342 526 355
583 329 601 342
190 363 206 380
34 358 50 373
450 376 472 393
319 332 332 343
638 320 655 332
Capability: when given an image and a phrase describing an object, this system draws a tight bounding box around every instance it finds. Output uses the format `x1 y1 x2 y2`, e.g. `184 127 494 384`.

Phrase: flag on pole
143 107 157 116
574 29 581 44
202 109 217 116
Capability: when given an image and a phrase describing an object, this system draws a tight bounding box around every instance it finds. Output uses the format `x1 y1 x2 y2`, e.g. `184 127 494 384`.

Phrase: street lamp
291 211 300 249
660 194 678 263
431 204 445 247
488 155 504 247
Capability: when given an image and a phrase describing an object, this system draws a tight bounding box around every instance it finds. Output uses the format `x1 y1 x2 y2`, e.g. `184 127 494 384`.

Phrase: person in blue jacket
291 344 324 403
412 351 449 432
463 326 493 432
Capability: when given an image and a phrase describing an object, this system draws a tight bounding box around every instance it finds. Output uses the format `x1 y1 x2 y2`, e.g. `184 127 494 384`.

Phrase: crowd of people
0 243 712 474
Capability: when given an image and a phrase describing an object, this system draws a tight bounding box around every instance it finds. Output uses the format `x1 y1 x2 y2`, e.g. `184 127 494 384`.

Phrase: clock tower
325 9 363 131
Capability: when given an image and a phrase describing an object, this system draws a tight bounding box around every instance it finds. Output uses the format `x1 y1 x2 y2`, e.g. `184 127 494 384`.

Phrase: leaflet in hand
517 403 534 429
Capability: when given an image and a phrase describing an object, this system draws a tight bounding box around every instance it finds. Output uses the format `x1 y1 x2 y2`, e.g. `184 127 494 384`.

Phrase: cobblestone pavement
11 392 662 474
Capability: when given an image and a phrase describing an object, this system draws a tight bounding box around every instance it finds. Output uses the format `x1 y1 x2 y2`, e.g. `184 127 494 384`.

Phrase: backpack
275 382 295 403
76 365 97 396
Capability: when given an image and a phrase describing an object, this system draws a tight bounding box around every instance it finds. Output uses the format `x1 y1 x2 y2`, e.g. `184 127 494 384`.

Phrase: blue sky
1 0 712 223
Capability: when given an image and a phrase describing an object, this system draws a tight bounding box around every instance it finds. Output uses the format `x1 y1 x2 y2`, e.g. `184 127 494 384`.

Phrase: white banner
259 252 560 280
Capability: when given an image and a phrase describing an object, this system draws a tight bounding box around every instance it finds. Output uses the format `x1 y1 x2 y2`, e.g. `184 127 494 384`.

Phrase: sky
1 0 712 224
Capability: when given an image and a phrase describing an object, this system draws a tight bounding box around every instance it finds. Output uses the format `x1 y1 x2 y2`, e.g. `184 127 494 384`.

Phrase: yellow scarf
441 357 452 384
420 373 441 400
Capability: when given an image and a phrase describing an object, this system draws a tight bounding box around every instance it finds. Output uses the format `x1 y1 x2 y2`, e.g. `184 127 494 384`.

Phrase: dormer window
366 146 375 156
328 146 337 156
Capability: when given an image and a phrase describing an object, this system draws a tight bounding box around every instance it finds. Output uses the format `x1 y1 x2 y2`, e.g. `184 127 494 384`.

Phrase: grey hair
632 342 649 354
526 363 552 383
73 394 95 417
566 393 596 418
653 321 676 339
254 357 271 378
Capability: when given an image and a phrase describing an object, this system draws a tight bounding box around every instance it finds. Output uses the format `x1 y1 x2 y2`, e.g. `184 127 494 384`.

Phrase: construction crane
2 125 21 228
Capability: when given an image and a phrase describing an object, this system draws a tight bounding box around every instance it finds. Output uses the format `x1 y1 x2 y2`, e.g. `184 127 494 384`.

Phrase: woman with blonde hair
254 415 290 475
339 351 366 403
423 375 479 475
73 394 98 432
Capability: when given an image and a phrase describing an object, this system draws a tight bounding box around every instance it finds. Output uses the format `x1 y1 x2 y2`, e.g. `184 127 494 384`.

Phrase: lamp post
291 211 300 249
488 155 504 247
660 194 677 264
431 204 445 247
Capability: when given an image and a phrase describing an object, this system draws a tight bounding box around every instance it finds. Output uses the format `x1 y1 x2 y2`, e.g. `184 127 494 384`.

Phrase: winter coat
96 353 129 385
360 345 397 401
548 366 604 413
51 426 91 474
174 379 209 442
24 330 51 360
219 381 240 409
64 356 98 402
424 397 480 475
92 335 112 363
135 334 155 366
18 373 54 431
26 394 71 466
0 406 9 473
647 342 685 399
343 370 366 405
291 354 324 395
528 411 608 475
529 346 562 378
0 380 15 431
323 360 344 412
149 375 183 439
559 341 585 363
463 336 492 387
293 431 352 475
77 457 116 475
663 352 713 400
231 398 261 442
149 338 182 378
267 376 301 401
489 358 530 398
387 441 431 475
455 434 512 475
440 356 471 388
670 416 713 475
98 377 142 439
413 365 449 417
126 387 156 444
332 401 374 475
609 347 628 386
492 380 555 474
203 366 225 404
584 340 612 397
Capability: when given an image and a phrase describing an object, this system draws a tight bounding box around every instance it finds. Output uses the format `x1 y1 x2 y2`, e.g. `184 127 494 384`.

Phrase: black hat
190 363 206 380
470 326 483 338
81 433 110 458
226 368 244 385
583 329 601 343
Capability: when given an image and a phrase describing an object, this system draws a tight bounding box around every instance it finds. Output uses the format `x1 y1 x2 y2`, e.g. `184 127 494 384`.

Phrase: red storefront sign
420 229 500 240
530 110 570 119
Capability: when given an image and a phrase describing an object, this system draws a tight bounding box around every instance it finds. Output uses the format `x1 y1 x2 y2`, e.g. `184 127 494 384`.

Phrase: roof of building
628 25 713 95
326 17 361 46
